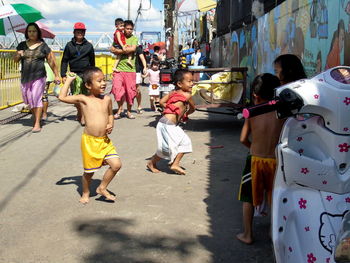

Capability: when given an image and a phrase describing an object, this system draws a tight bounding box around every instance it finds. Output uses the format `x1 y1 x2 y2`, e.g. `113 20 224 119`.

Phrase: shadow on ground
190 112 275 263
56 176 101 197
0 125 81 213
74 218 197 263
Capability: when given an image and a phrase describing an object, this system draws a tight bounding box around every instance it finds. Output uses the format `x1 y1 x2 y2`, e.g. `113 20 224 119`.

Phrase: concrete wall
211 0 349 83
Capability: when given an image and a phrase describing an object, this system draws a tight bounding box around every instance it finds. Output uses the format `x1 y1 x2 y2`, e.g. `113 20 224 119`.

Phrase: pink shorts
111 72 136 105
21 77 46 108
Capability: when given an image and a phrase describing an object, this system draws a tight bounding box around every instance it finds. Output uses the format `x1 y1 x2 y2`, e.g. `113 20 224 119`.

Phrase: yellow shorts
81 133 119 173
251 156 276 207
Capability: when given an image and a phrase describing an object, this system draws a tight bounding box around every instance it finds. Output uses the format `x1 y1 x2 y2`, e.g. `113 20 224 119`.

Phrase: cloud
6 0 163 33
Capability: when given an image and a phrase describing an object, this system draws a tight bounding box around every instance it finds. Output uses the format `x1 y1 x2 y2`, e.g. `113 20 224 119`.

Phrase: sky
4 0 164 38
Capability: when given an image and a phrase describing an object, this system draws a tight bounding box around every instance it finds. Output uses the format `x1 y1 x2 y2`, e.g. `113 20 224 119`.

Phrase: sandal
136 108 144 114
126 114 135 119
114 113 121 119
32 127 42 133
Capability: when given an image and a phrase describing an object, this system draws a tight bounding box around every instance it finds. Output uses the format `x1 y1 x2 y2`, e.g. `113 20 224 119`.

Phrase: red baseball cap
74 22 86 30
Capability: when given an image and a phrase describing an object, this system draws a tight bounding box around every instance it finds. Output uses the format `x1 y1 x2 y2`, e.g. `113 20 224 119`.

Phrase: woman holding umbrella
14 22 60 133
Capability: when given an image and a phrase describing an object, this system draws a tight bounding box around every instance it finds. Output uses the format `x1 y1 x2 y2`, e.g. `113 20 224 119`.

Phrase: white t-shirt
192 52 202 66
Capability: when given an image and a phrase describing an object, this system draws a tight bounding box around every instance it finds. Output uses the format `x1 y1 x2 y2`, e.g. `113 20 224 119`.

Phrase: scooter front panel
273 182 350 263
280 117 350 194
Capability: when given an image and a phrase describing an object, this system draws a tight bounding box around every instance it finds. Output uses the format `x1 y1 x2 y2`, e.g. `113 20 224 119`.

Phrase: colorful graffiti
211 0 350 81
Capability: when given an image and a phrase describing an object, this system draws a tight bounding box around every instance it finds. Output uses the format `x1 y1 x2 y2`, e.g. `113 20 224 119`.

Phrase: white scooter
243 66 350 263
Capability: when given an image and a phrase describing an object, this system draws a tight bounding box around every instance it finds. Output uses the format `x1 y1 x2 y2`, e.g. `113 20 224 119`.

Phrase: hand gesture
54 76 61 85
67 72 77 80
106 123 113 134
17 50 24 57
143 68 148 75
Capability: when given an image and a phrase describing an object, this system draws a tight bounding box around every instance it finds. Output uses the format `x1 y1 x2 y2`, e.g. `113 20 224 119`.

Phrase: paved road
0 83 274 263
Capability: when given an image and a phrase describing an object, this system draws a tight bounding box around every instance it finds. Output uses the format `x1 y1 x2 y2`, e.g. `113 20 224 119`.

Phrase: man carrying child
110 20 138 120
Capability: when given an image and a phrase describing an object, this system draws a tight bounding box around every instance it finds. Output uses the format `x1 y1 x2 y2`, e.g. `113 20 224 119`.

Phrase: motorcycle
159 57 177 99
243 66 350 263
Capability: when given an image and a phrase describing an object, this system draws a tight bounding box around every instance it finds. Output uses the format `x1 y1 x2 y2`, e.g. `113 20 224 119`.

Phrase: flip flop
126 114 135 119
31 128 42 133
136 108 144 114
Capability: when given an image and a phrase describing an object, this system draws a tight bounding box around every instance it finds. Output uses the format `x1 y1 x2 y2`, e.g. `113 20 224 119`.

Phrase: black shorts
237 154 252 203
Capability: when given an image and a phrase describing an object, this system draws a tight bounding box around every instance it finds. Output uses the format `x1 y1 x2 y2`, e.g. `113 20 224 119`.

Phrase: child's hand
17 50 24 57
143 68 148 75
122 45 127 51
106 123 113 134
66 72 77 82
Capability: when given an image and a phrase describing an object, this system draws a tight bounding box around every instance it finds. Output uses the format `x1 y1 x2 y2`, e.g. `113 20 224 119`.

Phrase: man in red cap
61 22 95 125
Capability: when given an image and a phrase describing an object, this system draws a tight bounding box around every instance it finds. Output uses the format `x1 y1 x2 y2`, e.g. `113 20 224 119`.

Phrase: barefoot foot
170 165 186 175
147 161 161 173
79 193 90 204
236 233 253 245
96 187 116 201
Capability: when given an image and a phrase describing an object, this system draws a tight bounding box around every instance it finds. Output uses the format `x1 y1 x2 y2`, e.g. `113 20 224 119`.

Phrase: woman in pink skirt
14 22 60 132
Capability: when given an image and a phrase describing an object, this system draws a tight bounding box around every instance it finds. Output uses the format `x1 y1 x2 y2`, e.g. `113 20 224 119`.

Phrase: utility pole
128 0 130 20
163 0 178 59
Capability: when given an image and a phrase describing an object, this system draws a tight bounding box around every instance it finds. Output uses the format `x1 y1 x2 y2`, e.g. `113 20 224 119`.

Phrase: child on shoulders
112 18 133 71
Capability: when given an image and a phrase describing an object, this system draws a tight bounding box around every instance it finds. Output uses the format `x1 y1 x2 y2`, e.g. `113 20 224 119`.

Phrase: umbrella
177 0 217 14
148 41 166 50
16 21 55 39
0 3 44 41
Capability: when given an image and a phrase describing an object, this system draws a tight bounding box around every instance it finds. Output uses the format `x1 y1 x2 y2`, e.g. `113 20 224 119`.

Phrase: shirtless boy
147 69 195 175
59 67 121 204
236 73 285 244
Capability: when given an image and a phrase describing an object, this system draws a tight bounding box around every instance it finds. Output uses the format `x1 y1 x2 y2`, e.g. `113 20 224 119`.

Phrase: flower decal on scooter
338 143 350 152
299 198 307 209
307 253 316 263
297 137 303 142
305 226 310 232
301 168 309 174
344 127 349 132
326 195 333 201
345 197 350 203
344 97 350 105
314 94 319 99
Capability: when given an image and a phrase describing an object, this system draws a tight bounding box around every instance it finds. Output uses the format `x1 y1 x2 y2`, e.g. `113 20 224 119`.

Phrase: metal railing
0 50 115 110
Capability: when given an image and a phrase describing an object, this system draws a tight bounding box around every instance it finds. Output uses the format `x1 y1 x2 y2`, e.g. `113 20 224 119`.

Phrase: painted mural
211 0 350 82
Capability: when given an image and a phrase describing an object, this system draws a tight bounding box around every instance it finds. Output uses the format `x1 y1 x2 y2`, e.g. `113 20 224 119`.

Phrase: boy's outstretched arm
240 119 251 148
58 74 84 104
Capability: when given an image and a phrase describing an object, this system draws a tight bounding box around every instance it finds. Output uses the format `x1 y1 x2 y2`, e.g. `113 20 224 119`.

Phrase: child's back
249 112 284 158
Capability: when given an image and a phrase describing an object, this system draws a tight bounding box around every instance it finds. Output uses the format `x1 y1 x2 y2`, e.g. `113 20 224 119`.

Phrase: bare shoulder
103 95 111 102
180 91 192 100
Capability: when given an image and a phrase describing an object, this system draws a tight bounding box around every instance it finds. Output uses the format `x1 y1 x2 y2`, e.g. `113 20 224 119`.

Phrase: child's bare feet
147 161 160 173
236 233 253 245
96 187 116 201
170 165 186 175
79 192 90 204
